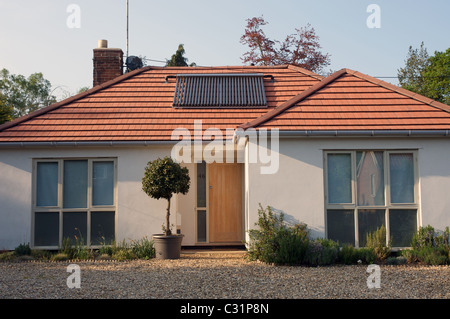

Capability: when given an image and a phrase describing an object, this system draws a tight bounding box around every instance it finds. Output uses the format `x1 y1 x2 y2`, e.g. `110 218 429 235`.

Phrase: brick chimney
93 40 123 86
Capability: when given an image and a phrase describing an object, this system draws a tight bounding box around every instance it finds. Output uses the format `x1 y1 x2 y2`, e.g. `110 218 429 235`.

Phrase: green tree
0 93 13 125
397 42 430 94
421 48 450 105
398 43 450 105
141 157 190 236
165 44 196 67
0 68 57 118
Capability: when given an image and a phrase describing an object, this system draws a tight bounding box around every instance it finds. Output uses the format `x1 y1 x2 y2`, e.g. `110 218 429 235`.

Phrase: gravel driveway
1 251 449 300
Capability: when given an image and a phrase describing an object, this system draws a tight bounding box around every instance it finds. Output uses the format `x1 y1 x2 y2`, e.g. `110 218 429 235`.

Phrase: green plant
275 224 310 265
407 225 450 265
365 225 391 262
304 238 339 266
111 248 136 260
356 248 377 264
60 237 75 259
338 244 359 265
416 246 448 265
385 256 407 265
131 237 155 259
31 249 51 260
51 252 70 261
142 156 190 236
246 205 310 265
14 243 31 256
0 252 15 261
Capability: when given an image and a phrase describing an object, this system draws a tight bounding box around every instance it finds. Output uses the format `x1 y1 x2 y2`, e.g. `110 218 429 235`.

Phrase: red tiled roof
240 68 450 131
1 66 450 143
0 65 322 142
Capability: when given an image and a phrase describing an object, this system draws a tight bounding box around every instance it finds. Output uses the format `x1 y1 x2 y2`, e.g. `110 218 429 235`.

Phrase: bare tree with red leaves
240 16 331 74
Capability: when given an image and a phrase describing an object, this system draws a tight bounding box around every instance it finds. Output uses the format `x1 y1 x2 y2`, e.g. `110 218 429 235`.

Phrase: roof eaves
0 66 154 132
239 68 347 129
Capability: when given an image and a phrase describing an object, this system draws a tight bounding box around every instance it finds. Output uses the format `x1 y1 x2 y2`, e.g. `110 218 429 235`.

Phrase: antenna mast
126 0 129 61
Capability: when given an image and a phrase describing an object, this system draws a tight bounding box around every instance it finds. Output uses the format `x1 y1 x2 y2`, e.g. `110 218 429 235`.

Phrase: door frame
195 161 244 245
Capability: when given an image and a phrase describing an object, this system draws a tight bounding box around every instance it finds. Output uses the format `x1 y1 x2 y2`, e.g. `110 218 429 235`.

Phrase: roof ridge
239 69 346 129
286 64 324 80
0 66 153 132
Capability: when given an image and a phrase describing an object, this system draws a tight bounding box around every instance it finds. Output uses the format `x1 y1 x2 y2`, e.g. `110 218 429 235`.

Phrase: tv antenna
126 0 129 61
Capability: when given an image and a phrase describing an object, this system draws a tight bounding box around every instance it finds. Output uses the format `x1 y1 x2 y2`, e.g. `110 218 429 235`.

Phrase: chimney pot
98 39 108 48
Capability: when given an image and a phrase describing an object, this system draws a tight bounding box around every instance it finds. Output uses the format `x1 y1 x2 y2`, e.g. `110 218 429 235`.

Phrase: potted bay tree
142 156 190 259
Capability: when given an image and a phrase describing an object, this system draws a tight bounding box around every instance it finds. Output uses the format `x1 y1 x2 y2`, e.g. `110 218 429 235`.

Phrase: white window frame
324 150 420 249
31 158 117 249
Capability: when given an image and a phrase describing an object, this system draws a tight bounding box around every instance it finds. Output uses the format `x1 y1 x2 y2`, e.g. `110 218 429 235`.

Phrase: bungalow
1 41 450 250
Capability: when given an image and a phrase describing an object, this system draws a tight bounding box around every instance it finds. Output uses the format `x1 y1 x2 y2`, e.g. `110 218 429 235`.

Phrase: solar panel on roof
172 73 268 107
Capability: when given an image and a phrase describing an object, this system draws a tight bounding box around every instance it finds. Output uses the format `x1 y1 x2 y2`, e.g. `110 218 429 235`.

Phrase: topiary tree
142 156 190 236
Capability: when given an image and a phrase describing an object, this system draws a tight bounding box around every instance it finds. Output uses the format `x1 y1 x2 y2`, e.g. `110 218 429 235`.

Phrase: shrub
356 248 377 264
111 248 136 261
0 252 15 261
14 243 31 256
246 205 309 265
275 225 310 265
131 237 155 259
416 246 448 266
304 239 339 266
31 249 51 260
365 225 391 262
407 225 450 265
338 244 359 265
51 252 69 261
385 256 407 265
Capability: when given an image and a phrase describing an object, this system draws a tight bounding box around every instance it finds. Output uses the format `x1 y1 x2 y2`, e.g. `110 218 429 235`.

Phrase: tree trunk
166 198 172 236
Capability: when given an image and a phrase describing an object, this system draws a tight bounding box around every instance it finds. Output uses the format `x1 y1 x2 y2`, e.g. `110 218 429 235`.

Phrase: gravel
0 250 449 299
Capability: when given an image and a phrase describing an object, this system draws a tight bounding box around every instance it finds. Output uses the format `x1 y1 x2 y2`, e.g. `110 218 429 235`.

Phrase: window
324 151 418 248
33 159 116 248
196 161 207 242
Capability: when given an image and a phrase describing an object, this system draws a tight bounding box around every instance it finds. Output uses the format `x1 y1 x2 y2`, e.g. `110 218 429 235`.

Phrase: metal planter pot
152 234 184 259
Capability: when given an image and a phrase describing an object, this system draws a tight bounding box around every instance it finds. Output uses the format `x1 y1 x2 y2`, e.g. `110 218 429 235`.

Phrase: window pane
63 160 88 208
197 210 207 242
356 151 384 206
63 212 87 244
93 161 114 206
358 209 385 247
34 212 59 246
327 210 355 246
390 153 414 203
389 209 417 247
91 212 115 245
36 162 58 206
197 162 206 207
327 154 352 203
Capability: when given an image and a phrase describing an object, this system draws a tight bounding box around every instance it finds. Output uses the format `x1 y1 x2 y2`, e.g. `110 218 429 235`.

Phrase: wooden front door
208 163 243 243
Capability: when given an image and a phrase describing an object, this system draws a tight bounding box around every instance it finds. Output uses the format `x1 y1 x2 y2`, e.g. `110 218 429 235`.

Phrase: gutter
1 130 450 148
234 129 450 139
0 140 178 148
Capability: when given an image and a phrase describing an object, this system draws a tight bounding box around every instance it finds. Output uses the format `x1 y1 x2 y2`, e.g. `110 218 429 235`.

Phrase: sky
0 0 449 100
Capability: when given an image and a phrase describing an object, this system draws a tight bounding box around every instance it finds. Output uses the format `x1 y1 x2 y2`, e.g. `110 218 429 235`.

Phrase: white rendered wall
0 146 194 250
2 138 450 250
245 137 450 243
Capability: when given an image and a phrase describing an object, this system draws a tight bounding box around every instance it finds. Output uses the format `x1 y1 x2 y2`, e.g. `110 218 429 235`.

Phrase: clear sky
0 0 449 99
